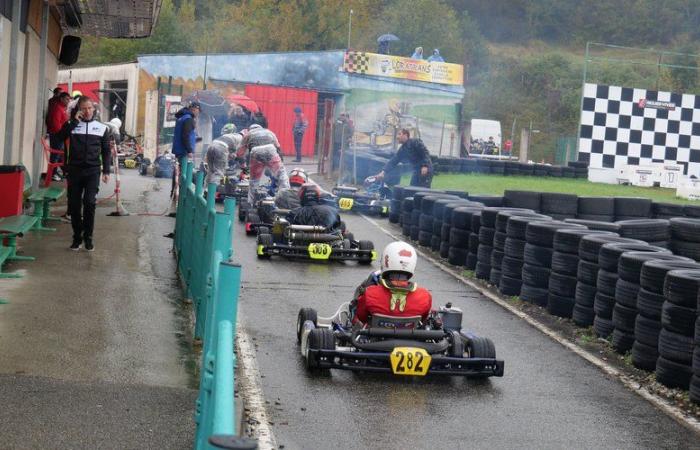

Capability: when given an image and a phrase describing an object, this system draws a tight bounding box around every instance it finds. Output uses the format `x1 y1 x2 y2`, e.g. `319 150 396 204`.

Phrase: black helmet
299 183 321 206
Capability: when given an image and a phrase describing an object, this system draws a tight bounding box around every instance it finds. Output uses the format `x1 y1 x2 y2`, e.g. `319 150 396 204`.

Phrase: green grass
408 173 697 205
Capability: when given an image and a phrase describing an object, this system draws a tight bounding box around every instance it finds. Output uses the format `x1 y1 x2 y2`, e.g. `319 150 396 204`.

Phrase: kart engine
285 224 339 243
438 303 463 332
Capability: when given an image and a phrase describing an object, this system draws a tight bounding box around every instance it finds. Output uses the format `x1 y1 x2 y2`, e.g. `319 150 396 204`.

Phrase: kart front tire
297 308 318 344
468 336 496 359
358 240 374 265
305 328 335 372
257 233 273 259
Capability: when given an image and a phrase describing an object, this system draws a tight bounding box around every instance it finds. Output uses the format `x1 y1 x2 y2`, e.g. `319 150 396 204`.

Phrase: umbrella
377 34 400 43
227 94 260 113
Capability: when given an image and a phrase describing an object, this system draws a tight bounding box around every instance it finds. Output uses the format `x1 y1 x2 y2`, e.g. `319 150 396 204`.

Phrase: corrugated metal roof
59 0 162 38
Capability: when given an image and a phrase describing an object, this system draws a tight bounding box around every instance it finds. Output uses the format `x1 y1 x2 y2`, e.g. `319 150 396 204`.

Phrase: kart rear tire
468 336 496 359
238 202 249 222
306 328 335 371
257 233 273 259
358 240 374 265
448 330 465 357
297 308 318 344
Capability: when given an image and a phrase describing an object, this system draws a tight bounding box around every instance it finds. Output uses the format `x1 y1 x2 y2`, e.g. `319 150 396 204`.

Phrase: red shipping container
0 166 25 218
245 85 318 158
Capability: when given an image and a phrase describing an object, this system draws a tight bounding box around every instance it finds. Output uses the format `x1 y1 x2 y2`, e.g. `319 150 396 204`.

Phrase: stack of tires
466 210 484 270
449 206 484 268
400 197 415 237
477 208 527 282
501 214 552 296
692 317 700 402
551 229 612 320
614 197 652 221
431 199 472 252
491 210 539 287
670 218 700 261
418 195 459 248
565 218 621 233
612 251 680 354
503 190 542 212
576 235 633 328
656 269 700 389
389 186 404 224
540 193 578 220
616 219 671 247
577 197 615 222
595 242 661 338
468 195 503 207
633 259 700 371
520 221 583 306
652 202 685 220
410 191 442 241
440 202 476 259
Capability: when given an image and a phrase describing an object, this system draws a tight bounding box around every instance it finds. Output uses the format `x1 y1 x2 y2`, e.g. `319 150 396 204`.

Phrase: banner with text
342 51 464 86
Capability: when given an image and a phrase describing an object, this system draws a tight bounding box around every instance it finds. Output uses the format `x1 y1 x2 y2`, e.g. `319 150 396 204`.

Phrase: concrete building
0 0 160 187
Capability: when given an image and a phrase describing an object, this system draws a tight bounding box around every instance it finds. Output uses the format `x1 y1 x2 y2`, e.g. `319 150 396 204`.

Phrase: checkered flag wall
343 52 370 74
578 83 700 176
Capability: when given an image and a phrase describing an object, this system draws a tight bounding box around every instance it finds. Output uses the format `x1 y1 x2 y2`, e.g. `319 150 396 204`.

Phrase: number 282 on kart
389 347 431 376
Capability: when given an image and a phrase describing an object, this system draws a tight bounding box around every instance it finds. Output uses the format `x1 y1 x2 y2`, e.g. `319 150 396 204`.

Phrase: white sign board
163 95 183 128
659 164 683 189
630 166 655 187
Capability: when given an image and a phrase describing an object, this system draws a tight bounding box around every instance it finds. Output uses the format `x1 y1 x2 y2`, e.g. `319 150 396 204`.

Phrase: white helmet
381 241 417 279
249 124 262 131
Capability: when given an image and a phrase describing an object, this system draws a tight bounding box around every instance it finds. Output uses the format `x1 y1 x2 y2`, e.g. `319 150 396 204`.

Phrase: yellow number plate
338 198 354 210
308 243 332 259
389 347 431 376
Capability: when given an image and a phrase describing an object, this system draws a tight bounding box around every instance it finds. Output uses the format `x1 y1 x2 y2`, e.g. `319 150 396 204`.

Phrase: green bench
0 215 39 278
28 186 65 231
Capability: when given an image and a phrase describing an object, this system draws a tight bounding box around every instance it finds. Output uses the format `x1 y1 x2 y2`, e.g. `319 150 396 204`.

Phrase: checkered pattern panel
578 83 700 176
343 52 370 74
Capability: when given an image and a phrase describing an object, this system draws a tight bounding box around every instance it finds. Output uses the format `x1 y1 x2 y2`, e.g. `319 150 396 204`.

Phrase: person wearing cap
427 49 444 62
292 106 308 162
170 101 200 194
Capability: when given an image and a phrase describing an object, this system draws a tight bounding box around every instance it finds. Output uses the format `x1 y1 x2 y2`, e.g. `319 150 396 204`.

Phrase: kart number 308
390 347 431 376
308 243 332 260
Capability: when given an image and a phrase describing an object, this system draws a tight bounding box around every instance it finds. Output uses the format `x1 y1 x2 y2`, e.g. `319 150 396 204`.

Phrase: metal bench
0 215 39 278
28 186 65 231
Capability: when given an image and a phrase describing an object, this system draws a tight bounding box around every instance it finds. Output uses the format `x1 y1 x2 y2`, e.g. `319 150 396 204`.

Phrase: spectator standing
411 47 424 59
53 96 111 251
375 128 433 188
427 49 444 62
503 139 513 156
292 106 308 162
46 92 71 180
47 87 63 109
171 101 200 196
333 113 354 170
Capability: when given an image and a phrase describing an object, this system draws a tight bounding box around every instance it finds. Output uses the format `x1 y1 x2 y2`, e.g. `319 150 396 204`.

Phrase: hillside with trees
77 0 700 162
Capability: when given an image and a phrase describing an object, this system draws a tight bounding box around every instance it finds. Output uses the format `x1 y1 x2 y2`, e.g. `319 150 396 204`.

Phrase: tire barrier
670 217 700 260
429 157 589 179
616 219 671 246
173 159 245 447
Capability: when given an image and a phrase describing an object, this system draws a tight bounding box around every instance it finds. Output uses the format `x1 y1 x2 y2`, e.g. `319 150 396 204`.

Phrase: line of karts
209 164 504 380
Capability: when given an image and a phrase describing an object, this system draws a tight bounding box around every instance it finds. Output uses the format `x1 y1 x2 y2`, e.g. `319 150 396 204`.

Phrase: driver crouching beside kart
286 183 341 230
351 241 431 326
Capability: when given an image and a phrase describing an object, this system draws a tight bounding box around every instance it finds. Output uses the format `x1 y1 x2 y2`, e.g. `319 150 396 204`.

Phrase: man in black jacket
55 96 111 251
376 128 433 187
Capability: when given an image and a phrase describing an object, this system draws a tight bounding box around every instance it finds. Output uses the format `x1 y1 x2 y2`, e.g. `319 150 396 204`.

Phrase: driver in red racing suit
352 241 432 325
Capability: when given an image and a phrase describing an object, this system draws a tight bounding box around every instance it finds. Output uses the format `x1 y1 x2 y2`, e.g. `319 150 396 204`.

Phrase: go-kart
215 167 249 203
296 302 504 377
332 176 391 217
256 217 376 264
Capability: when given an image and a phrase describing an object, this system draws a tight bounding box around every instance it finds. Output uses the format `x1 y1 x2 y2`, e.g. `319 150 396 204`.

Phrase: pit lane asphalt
235 213 698 450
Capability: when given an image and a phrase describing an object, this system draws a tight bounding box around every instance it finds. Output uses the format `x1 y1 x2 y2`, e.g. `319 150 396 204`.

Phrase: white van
468 119 502 155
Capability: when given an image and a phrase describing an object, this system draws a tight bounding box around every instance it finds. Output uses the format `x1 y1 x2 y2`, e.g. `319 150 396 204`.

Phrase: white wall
0 17 10 163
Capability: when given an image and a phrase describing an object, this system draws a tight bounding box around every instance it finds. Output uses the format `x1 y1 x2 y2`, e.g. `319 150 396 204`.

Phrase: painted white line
361 213 700 435
235 323 277 450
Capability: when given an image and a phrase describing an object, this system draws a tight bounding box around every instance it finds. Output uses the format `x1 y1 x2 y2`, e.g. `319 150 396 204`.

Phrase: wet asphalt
235 211 700 450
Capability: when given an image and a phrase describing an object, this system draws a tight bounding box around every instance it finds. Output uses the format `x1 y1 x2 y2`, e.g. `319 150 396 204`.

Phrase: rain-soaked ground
0 172 197 449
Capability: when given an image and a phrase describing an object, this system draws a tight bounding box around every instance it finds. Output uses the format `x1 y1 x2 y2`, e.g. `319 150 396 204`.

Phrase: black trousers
293 132 304 160
68 169 100 240
410 169 433 188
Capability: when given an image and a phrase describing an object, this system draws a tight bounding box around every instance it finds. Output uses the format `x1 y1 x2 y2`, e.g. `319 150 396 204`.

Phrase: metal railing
173 159 255 449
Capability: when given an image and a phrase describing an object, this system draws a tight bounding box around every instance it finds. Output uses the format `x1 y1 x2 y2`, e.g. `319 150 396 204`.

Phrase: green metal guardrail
173 159 256 450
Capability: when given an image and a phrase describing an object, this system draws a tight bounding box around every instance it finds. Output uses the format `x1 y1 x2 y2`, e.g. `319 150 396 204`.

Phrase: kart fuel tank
439 303 463 331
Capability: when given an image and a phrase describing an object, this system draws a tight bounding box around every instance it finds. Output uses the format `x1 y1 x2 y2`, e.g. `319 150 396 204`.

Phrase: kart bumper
308 349 504 377
257 244 376 261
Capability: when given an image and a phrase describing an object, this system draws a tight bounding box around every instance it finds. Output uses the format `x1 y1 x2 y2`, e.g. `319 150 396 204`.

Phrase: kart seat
370 314 421 329
335 185 358 193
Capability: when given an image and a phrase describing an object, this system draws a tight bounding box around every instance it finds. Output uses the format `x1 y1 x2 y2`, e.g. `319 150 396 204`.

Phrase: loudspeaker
59 36 81 66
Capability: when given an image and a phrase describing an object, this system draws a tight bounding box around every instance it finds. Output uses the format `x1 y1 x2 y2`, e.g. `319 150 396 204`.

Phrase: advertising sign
342 51 464 86
163 95 183 128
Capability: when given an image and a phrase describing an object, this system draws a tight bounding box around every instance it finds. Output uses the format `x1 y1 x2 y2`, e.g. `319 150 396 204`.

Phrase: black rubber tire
449 228 470 247
430 235 442 252
504 237 526 259
656 356 692 389
615 197 652 218
499 275 523 296
495 210 540 233
477 245 494 263
432 219 443 236
401 197 415 213
520 284 549 306
410 225 420 241
598 242 660 272
501 256 524 279
541 192 579 216
578 196 615 216
594 292 615 318
574 282 597 307
593 316 614 338
653 202 685 218
669 217 700 242
617 252 690 283
474 261 491 280
493 231 508 250
440 241 450 259
635 314 662 348
296 308 318 344
689 375 700 403
640 259 700 293
551 251 580 276
306 328 335 371
479 226 496 245
572 304 595 327
401 222 411 237
547 293 575 318
596 269 618 296
636 288 666 320
671 239 700 260
468 336 496 359
614 278 640 308
616 219 671 242
418 230 432 247
526 221 584 248
579 235 642 263
411 209 421 226
506 215 552 240
522 263 551 288
465 252 478 270
452 207 482 230
553 229 613 254
631 341 659 372
612 329 635 353
663 269 700 308
549 272 577 297
470 212 483 233
468 195 503 207
441 223 451 241
577 260 599 285
696 316 700 346
419 214 434 232
685 205 700 218
448 247 469 266
658 329 693 364
256 233 274 259
468 233 480 252
660 302 696 336
523 243 554 268
574 214 617 223
489 268 502 286
503 190 541 211
491 249 505 268
612 303 637 332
